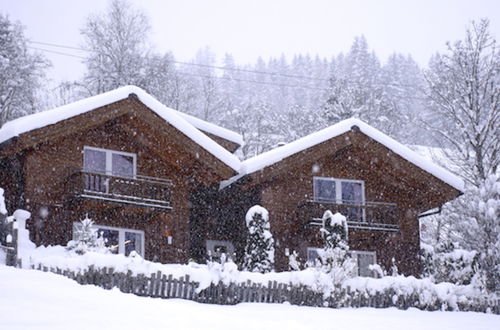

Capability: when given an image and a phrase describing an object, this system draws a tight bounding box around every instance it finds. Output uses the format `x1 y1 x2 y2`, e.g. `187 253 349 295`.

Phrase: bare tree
0 14 48 126
425 19 499 186
424 19 499 292
81 0 151 95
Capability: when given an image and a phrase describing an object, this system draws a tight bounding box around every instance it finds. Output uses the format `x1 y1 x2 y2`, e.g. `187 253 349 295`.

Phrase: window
307 247 323 264
307 247 377 277
206 240 235 261
351 251 376 277
313 177 365 220
83 146 136 178
73 223 144 257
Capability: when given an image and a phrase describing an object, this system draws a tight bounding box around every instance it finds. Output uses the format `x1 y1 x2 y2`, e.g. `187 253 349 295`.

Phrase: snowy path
0 266 497 330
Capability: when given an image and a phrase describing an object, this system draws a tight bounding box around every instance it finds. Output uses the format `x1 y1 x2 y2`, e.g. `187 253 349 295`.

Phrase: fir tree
243 205 274 273
317 210 355 283
67 216 106 255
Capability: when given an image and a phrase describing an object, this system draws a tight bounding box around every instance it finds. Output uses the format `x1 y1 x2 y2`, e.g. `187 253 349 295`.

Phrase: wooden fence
33 264 499 313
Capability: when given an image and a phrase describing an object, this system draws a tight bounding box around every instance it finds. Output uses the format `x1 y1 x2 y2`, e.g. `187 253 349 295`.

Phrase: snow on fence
32 264 499 313
0 213 18 267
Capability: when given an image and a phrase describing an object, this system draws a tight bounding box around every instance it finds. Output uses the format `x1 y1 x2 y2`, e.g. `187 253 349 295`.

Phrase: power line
27 46 87 59
28 40 330 82
27 40 424 92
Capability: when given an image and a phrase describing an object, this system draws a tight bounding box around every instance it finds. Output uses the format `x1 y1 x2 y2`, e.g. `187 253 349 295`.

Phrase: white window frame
83 146 137 178
313 177 365 205
72 222 145 257
313 177 366 220
351 250 377 277
206 239 235 260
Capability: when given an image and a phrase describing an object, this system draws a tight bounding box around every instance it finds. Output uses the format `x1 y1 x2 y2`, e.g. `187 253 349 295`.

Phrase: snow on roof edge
172 110 244 146
241 118 464 192
0 86 240 172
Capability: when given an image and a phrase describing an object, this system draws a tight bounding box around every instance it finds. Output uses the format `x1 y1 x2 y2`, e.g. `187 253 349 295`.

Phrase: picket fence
33 264 499 313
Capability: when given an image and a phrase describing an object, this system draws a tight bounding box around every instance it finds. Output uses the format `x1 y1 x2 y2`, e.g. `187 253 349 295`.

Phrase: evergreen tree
317 210 355 283
67 216 106 255
243 205 274 273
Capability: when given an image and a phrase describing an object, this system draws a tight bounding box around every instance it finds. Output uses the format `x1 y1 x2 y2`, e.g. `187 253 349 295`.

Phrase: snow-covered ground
0 266 497 330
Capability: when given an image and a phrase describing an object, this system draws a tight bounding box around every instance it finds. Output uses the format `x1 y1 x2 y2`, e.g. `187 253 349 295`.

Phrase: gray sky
1 0 499 83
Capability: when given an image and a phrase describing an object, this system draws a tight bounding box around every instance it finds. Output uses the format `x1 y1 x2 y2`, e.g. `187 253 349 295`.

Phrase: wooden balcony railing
67 170 173 209
298 200 400 232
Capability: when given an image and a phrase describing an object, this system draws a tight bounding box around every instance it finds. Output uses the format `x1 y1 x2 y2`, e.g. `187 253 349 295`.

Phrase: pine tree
67 216 106 255
317 210 355 283
243 205 274 273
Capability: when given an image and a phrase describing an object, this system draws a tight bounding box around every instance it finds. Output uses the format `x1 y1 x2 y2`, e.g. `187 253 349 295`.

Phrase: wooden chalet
0 86 463 276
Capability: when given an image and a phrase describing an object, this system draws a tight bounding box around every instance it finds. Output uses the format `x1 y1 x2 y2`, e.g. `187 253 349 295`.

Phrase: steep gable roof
232 118 464 192
0 86 241 172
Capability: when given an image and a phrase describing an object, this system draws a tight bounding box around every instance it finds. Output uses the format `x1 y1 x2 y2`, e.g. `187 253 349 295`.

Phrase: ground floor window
351 250 376 277
307 247 323 264
73 223 144 257
206 239 235 261
306 247 377 277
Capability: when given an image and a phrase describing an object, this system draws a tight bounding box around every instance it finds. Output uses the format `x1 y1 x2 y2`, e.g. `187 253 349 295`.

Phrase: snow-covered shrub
288 250 301 271
421 242 477 285
243 205 275 273
67 216 106 255
315 211 355 286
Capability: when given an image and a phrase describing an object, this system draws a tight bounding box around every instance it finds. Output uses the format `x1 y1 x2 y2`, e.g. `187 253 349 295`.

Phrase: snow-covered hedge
26 245 498 313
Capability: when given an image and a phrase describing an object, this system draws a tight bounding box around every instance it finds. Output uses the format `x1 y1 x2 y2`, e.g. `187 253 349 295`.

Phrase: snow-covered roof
240 118 464 192
172 110 243 146
0 86 240 172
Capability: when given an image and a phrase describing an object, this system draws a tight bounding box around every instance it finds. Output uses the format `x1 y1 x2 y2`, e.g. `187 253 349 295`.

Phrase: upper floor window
83 146 136 178
313 177 364 204
313 177 365 220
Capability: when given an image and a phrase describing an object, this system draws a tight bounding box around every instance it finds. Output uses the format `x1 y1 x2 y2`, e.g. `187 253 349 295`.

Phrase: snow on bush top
241 118 464 192
0 85 241 171
245 205 269 227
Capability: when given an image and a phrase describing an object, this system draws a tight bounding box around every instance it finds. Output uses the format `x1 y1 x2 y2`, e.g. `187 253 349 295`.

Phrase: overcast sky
1 0 499 83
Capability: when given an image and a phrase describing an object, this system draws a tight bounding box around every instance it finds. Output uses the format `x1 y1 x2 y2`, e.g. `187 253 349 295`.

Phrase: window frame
351 250 377 277
306 247 323 264
313 177 365 205
206 239 235 260
313 177 366 220
306 247 377 277
72 222 145 257
83 146 137 178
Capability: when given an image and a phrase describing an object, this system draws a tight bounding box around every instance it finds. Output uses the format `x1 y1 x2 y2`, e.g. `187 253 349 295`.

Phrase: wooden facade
218 129 461 275
0 89 461 276
0 95 237 264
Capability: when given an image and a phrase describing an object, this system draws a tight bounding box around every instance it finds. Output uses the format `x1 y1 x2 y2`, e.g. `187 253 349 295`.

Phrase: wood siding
0 97 233 265
233 130 460 275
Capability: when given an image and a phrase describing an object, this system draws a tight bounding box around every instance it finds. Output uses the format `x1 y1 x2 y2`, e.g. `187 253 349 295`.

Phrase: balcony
67 170 173 209
297 200 399 232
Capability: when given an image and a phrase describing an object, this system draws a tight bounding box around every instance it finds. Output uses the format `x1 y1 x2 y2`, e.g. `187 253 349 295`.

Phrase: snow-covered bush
288 250 301 271
67 216 106 255
243 205 274 273
421 242 477 285
315 211 355 285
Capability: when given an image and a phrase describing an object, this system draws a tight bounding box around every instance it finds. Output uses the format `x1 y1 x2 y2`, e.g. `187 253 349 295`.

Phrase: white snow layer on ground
240 118 464 192
0 85 241 171
0 266 497 330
